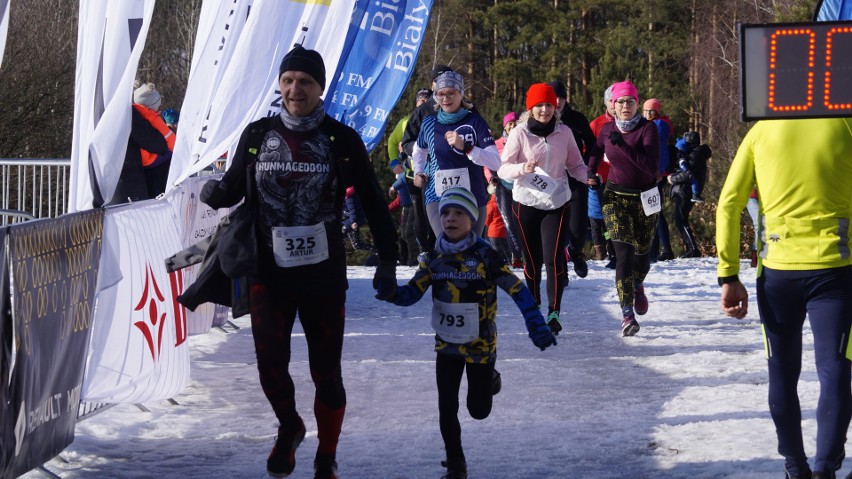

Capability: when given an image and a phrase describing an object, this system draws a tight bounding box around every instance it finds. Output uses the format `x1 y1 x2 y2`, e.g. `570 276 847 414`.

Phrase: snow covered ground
25 257 844 479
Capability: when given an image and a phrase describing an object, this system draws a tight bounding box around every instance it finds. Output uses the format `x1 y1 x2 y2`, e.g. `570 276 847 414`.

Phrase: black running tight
436 353 494 461
512 201 569 312
249 283 347 455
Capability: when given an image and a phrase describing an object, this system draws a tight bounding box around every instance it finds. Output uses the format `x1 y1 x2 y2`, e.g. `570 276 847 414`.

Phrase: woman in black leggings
586 81 660 337
498 83 587 335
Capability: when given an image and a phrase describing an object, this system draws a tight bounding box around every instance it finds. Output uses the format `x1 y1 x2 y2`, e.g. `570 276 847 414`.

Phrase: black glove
200 179 226 206
373 260 397 301
608 130 625 146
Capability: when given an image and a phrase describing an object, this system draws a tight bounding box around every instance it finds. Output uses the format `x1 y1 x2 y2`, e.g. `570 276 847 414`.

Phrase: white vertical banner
167 0 255 191
169 0 356 186
82 200 190 403
69 0 156 212
0 0 9 68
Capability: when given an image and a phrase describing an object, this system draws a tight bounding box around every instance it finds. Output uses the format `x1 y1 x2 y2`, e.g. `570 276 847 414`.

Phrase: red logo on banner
133 262 168 361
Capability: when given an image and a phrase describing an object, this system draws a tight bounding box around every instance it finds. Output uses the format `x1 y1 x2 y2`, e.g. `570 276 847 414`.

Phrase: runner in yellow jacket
716 117 852 478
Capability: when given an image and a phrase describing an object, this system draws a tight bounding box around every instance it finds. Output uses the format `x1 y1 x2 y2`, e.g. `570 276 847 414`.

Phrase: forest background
0 0 819 259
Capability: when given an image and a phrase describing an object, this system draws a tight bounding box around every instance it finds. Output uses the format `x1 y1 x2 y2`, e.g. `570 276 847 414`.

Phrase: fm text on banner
1 210 103 479
324 0 435 152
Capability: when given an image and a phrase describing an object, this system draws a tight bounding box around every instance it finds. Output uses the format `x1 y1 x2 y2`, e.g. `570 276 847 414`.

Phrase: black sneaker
492 369 502 396
267 419 306 477
572 253 588 278
314 453 338 479
547 310 562 336
441 457 467 479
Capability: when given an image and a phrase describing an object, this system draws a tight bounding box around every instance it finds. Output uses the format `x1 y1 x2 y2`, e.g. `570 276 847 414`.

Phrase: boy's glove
608 130 625 146
525 314 557 351
373 260 397 301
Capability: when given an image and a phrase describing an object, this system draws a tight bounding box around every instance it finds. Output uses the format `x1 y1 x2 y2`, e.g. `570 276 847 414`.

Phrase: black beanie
547 81 568 99
430 64 453 81
279 45 326 90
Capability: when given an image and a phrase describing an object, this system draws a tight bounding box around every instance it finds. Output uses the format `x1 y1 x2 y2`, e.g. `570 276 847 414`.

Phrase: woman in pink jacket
498 83 587 335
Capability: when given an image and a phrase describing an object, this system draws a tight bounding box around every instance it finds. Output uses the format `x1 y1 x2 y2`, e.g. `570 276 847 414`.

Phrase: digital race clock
739 20 852 121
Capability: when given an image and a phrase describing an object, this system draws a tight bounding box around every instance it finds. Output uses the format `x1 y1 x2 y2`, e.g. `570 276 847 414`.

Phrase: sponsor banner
170 0 356 185
0 0 9 68
165 177 226 335
815 0 852 20
325 0 435 152
0 226 10 475
69 0 156 212
2 210 103 479
82 201 189 404
167 0 256 191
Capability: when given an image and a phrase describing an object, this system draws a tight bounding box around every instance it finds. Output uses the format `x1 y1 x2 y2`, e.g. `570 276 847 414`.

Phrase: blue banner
325 0 434 152
815 0 852 20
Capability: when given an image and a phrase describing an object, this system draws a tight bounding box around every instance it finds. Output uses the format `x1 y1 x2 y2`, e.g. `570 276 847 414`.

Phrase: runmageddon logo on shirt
256 162 331 173
432 271 481 281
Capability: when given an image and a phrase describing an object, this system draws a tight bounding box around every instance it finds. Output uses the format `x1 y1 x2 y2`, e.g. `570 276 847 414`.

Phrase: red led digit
824 27 852 111
768 28 816 112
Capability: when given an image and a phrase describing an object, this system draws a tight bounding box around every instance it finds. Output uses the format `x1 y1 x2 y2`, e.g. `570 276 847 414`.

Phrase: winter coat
587 119 659 191
391 236 543 363
112 106 170 204
191 113 398 299
133 104 175 168
485 195 507 238
498 121 587 210
717 118 852 276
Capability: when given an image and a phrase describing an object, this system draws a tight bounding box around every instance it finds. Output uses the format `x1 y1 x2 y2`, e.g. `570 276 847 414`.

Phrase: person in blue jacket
376 187 556 479
411 71 501 237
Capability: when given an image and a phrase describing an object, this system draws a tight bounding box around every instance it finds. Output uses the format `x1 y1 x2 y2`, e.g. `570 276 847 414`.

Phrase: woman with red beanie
498 83 587 335
587 80 660 337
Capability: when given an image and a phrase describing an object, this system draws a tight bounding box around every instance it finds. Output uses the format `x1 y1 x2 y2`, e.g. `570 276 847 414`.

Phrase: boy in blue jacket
375 187 556 479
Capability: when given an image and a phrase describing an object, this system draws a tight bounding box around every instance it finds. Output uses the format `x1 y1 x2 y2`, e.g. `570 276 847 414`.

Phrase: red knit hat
525 83 557 111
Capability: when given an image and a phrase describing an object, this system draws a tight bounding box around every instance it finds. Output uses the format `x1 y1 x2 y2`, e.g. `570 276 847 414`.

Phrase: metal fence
0 158 71 224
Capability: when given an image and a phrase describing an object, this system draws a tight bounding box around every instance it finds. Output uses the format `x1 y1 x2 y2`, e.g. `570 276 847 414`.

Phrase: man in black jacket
201 45 398 479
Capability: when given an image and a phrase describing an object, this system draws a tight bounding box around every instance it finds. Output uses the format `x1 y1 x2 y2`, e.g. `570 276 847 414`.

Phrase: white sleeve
412 143 427 175
467 144 501 171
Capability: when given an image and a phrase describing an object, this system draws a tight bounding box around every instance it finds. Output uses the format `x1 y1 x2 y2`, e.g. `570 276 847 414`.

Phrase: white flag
167 0 255 192
169 0 356 186
0 0 9 68
82 199 190 403
69 0 156 212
